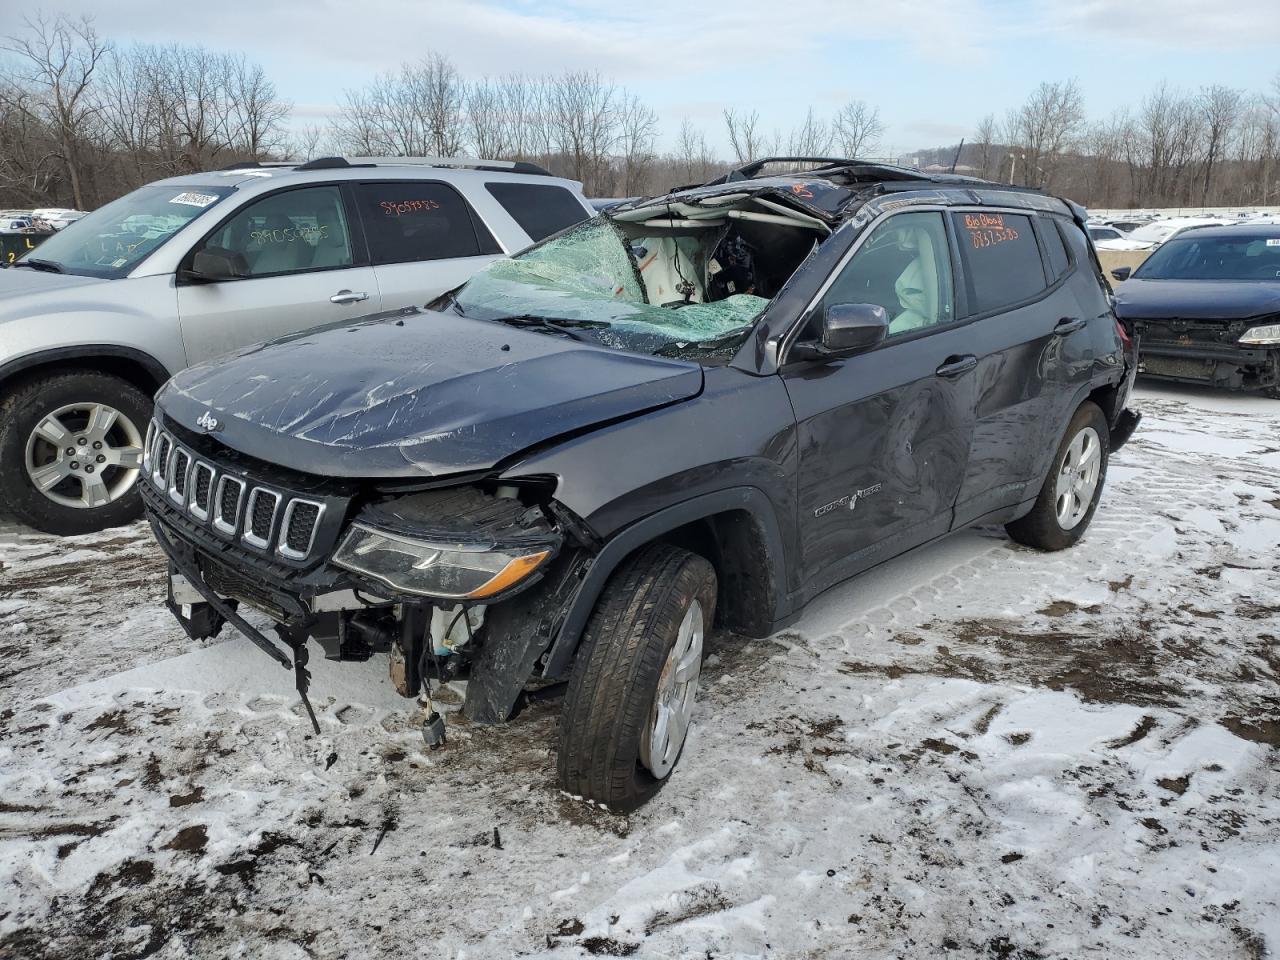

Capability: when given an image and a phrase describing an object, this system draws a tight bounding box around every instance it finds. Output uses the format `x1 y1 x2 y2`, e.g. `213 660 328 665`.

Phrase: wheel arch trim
0 345 172 395
540 486 790 678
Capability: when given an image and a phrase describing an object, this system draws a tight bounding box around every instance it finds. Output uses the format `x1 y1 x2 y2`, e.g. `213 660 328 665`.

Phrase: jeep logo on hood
194 410 221 433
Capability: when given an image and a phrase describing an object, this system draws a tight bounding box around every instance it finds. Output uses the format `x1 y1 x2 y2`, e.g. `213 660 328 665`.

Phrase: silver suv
0 157 592 534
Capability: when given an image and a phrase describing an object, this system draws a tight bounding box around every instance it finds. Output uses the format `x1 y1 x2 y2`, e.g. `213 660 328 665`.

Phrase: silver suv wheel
23 401 144 509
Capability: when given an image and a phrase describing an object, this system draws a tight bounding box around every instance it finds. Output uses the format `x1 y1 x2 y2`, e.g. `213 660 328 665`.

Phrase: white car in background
1126 217 1235 247
32 208 87 231
1088 224 1156 252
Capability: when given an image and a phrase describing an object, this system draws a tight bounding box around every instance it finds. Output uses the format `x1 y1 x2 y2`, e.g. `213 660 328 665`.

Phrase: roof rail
302 155 555 177
215 160 299 171
294 156 368 171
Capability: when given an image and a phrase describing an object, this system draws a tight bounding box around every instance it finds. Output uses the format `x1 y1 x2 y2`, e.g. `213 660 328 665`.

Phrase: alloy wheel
1055 425 1102 530
23 402 145 510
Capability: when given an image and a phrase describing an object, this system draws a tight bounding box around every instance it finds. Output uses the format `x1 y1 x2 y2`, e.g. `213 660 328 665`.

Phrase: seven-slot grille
142 420 325 561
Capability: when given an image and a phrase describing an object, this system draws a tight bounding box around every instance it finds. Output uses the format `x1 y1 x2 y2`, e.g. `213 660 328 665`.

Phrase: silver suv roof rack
294 155 554 177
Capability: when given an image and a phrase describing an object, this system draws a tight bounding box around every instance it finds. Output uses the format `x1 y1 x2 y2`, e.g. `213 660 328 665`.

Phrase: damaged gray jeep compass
141 158 1141 810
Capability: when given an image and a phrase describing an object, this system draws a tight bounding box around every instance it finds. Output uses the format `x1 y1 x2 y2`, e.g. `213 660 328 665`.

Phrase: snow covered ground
1 383 1277 960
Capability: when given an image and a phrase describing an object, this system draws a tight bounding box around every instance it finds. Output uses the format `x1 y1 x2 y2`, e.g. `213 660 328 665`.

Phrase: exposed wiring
666 202 695 301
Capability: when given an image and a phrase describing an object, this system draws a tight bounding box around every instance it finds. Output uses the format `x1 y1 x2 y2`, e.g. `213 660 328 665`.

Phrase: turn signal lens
466 550 552 599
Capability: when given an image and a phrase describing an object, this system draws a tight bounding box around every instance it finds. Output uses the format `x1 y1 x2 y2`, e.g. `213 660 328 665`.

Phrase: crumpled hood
1113 278 1280 321
156 308 703 478
0 267 107 323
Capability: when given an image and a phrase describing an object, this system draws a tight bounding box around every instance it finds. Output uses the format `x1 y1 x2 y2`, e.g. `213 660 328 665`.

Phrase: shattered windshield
452 218 771 358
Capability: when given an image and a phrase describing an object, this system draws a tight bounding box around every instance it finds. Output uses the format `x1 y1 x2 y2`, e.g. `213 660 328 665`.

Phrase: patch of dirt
29 820 113 839
1038 600 1101 617
644 884 732 935
83 709 137 737
579 936 640 956
169 787 204 807
1156 774 1192 795
972 703 1003 735
164 824 208 854
1107 716 1158 749
1219 716 1280 747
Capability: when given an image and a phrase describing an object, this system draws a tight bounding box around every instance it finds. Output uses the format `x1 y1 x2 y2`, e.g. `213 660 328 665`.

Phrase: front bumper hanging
150 519 322 733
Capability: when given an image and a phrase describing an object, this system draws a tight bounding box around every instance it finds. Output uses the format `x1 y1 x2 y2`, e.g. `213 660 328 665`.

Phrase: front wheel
1005 400 1109 551
0 370 151 535
557 543 717 811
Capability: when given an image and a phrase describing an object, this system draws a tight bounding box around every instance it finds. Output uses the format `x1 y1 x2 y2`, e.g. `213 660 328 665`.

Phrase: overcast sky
5 0 1280 156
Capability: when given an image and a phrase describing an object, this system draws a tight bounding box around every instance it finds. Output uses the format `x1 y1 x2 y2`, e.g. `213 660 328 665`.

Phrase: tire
557 543 717 812
0 370 152 535
1005 400 1109 552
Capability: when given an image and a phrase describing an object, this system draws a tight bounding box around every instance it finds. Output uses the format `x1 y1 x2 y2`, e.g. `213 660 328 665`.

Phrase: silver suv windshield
452 218 770 358
17 184 234 279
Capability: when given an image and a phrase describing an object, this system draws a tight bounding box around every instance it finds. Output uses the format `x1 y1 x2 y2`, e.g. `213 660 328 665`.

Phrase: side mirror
182 246 248 283
790 303 889 363
1110 266 1131 282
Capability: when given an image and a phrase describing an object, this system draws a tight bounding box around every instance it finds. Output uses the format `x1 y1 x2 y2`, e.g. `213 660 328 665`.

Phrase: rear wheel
1005 400 1109 551
0 371 151 535
557 543 717 811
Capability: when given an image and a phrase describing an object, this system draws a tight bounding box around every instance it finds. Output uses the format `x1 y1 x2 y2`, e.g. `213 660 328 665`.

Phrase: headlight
332 523 552 600
1239 323 1280 345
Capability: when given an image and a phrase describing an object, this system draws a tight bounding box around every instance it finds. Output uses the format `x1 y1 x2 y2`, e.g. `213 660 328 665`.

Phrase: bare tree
548 71 618 194
1198 85 1242 206
290 124 326 161
0 13 109 208
332 54 467 158
1129 83 1206 205
786 108 832 157
421 52 466 155
1082 112 1130 207
1004 79 1085 189
724 107 767 163
673 117 716 184
974 113 999 179
617 93 657 195
228 57 289 158
833 100 884 157
1235 95 1280 205
467 77 507 159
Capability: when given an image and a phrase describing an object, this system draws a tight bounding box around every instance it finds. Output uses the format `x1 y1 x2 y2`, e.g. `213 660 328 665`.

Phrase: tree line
945 78 1280 209
3 13 1279 212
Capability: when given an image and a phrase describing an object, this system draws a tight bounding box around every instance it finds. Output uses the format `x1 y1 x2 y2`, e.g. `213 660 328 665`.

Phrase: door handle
330 290 369 305
935 354 977 378
1054 316 1087 335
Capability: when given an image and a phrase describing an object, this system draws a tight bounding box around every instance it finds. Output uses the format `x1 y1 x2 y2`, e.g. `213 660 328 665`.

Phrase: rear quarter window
485 182 590 242
1041 218 1071 280
951 212 1048 314
355 181 500 265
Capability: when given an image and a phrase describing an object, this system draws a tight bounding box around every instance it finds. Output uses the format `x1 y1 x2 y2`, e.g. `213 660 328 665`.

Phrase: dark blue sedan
1111 224 1280 397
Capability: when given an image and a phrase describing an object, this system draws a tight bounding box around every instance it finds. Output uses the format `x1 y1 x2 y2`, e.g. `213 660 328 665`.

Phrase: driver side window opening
201 185 354 278
813 211 955 340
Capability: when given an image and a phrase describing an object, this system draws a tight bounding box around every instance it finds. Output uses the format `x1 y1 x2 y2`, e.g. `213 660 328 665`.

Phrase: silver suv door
176 184 381 363
351 181 505 310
